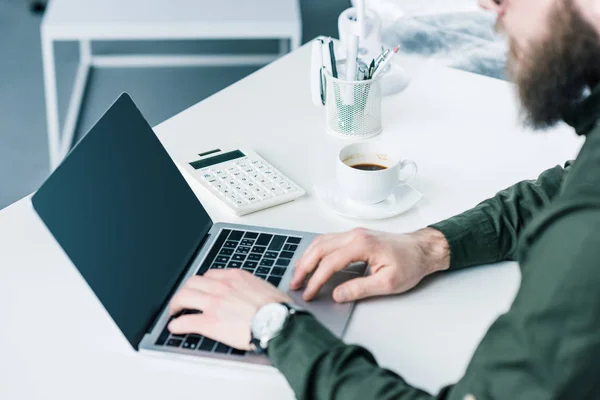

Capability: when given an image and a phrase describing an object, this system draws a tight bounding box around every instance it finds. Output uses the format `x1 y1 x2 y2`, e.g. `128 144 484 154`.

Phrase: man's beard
509 0 600 129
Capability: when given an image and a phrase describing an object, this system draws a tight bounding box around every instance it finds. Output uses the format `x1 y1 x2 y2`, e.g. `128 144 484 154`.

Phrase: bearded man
167 1 600 398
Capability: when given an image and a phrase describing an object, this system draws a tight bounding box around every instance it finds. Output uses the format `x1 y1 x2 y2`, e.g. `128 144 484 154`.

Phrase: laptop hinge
144 233 212 338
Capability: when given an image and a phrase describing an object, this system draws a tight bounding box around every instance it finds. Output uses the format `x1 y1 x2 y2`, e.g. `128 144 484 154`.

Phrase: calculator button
202 172 215 180
246 196 259 204
263 170 274 177
268 186 284 196
239 176 249 183
214 170 226 176
259 192 271 199
250 160 261 165
234 199 245 207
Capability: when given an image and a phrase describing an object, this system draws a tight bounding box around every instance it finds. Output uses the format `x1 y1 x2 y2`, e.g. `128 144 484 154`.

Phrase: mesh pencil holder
323 63 383 139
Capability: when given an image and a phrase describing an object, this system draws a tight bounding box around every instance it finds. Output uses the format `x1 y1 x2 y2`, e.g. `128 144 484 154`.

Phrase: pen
311 39 326 106
345 34 359 82
374 49 390 69
368 59 375 79
372 46 399 79
328 39 338 79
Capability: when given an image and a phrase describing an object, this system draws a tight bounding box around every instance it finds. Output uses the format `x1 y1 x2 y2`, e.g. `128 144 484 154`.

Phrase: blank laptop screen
32 93 212 349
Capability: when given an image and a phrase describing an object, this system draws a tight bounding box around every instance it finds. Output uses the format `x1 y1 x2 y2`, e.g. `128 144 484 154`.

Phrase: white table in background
41 0 302 169
1 43 583 399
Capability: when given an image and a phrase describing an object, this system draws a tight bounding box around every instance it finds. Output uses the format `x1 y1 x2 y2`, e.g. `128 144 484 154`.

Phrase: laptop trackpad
286 262 367 337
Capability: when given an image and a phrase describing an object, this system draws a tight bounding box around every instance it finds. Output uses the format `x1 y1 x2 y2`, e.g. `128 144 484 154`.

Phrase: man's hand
291 227 450 303
168 269 292 350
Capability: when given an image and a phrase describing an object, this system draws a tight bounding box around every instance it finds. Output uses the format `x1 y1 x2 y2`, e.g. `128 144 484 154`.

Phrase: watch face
251 303 289 341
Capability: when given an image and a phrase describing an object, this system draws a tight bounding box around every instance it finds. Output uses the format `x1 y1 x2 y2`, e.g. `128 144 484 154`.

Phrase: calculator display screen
189 150 246 170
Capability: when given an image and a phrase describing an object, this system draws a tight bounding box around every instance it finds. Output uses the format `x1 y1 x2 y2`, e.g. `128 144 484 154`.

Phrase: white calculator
182 148 305 216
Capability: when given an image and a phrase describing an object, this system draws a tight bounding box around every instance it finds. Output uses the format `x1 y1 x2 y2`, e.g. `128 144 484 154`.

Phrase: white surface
41 0 301 169
178 148 305 216
42 0 301 40
314 182 422 220
0 43 584 399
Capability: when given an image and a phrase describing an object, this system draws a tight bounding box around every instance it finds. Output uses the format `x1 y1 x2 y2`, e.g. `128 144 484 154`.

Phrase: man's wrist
250 302 304 353
411 227 451 274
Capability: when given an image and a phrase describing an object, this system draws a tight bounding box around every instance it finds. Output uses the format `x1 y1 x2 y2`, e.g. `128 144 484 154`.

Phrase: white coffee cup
337 142 418 204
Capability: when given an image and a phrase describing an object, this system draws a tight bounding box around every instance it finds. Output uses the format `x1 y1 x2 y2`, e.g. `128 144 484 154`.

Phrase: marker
372 46 399 79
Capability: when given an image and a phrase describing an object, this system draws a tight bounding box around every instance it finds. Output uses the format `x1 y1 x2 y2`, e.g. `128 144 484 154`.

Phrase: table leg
290 33 301 51
59 40 92 160
279 38 290 55
41 34 60 170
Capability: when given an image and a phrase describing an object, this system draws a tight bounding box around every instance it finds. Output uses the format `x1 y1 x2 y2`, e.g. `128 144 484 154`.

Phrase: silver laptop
31 93 364 369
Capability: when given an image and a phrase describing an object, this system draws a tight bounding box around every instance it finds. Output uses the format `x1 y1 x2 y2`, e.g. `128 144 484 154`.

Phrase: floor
0 0 349 210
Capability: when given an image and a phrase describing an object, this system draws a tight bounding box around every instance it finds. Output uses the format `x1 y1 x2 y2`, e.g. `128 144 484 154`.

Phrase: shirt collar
563 85 600 136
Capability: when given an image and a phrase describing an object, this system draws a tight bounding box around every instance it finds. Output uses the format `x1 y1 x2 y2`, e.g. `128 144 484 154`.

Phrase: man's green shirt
267 87 600 399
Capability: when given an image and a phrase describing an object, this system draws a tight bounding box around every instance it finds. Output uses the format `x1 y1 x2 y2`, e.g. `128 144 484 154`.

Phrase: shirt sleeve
269 313 443 400
269 206 600 400
429 162 570 269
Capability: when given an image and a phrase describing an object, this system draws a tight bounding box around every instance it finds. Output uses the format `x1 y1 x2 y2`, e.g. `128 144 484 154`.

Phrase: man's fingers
303 244 367 301
291 233 348 290
168 287 213 315
183 273 236 296
332 274 390 303
168 313 209 335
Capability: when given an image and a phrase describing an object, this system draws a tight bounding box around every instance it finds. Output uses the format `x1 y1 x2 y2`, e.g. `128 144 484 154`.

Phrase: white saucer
314 182 422 220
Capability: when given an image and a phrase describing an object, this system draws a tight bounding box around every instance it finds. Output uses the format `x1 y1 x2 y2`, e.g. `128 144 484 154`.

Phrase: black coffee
351 163 387 171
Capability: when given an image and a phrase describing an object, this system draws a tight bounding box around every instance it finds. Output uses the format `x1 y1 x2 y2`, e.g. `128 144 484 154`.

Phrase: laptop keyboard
154 229 302 356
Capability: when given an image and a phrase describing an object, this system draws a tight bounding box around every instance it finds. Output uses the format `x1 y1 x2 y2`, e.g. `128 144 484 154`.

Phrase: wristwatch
250 302 303 353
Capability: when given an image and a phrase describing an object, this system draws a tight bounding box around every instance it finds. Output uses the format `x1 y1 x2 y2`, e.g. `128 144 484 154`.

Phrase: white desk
0 44 583 399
